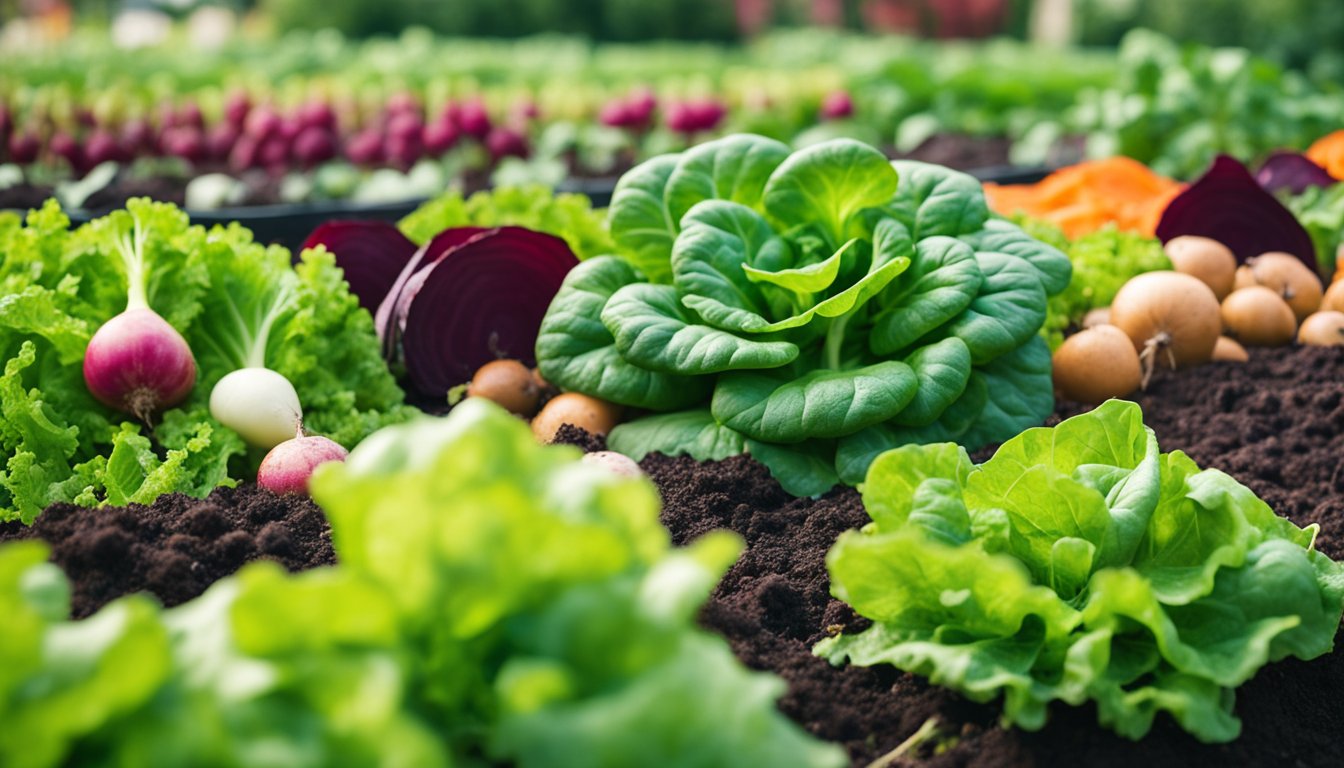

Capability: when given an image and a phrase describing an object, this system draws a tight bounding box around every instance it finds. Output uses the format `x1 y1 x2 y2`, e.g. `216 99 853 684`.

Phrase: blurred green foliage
262 0 740 41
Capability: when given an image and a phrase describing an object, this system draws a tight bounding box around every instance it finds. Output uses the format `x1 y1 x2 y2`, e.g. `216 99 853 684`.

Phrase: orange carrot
984 157 1184 239
1306 130 1344 181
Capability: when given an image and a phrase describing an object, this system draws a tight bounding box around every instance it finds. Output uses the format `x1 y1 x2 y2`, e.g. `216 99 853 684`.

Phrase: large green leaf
746 439 840 498
940 251 1048 365
891 336 972 427
762 139 898 249
609 154 681 284
960 336 1055 451
536 257 710 410
672 201 788 333
664 134 791 225
601 283 798 375
885 160 990 238
607 410 747 462
960 218 1072 295
712 361 918 443
870 236 982 356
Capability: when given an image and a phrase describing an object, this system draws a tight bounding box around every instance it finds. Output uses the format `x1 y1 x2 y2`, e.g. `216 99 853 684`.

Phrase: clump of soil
0 484 334 619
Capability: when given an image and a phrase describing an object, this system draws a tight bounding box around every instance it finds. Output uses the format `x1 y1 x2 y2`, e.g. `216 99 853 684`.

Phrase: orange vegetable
1306 130 1344 181
983 157 1184 239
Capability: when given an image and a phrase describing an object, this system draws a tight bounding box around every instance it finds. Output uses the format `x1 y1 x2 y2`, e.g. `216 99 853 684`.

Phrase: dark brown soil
0 484 334 619
637 344 1344 768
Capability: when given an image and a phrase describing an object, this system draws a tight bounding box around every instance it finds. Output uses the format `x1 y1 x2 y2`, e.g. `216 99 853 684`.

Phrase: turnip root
1238 252 1323 322
1051 325 1142 404
532 393 622 443
84 308 197 422
1164 236 1237 300
1212 336 1249 362
209 367 303 449
1221 286 1296 347
257 427 348 495
1297 311 1344 346
466 359 540 417
581 450 645 478
1110 271 1221 386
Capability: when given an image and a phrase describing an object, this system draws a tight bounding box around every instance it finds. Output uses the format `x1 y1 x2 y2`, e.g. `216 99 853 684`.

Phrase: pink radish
257 426 348 495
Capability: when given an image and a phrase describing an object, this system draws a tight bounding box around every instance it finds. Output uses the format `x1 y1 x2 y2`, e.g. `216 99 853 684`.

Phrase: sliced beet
1156 154 1318 274
400 227 579 398
1256 152 1337 196
373 226 491 360
300 220 418 314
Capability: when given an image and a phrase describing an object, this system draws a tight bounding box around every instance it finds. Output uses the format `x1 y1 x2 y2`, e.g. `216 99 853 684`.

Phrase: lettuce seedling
537 134 1071 495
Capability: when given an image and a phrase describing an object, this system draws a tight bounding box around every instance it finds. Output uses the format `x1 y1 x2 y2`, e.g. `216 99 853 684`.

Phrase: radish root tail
1138 332 1173 390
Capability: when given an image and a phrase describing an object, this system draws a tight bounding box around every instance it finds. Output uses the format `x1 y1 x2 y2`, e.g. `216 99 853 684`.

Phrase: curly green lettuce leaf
820 400 1344 743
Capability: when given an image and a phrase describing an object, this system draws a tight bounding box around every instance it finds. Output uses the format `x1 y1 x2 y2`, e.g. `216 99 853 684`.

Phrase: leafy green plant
0 199 413 523
1285 182 1344 277
399 184 616 260
817 400 1344 742
0 399 846 768
537 134 1070 496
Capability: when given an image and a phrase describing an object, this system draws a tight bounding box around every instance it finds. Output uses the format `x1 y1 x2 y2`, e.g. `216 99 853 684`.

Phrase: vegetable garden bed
6 343 1342 766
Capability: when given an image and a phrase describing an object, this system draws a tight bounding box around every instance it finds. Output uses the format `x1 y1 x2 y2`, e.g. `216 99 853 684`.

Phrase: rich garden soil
0 484 334 619
4 344 1342 765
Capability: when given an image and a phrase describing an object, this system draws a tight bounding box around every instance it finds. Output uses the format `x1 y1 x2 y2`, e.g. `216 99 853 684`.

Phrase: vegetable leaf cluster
0 400 846 768
537 134 1070 495
399 184 615 260
0 199 413 523
817 400 1344 742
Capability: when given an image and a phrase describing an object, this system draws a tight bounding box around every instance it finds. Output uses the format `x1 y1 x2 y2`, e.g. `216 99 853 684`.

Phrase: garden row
1 133 1342 766
3 30 1343 210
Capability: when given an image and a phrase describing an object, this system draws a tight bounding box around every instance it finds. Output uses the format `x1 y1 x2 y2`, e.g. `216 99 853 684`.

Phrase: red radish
600 101 632 128
245 106 281 139
293 126 336 168
458 99 492 139
422 120 459 156
345 129 383 165
820 91 854 120
626 88 657 125
298 101 337 131
205 123 238 163
121 119 155 156
9 131 41 164
224 90 251 128
257 427 348 496
485 126 528 160
84 129 124 166
49 132 85 174
229 134 261 172
83 211 197 422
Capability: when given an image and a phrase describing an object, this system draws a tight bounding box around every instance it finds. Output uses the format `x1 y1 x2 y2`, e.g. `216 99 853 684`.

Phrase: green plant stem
120 216 148 312
824 312 852 370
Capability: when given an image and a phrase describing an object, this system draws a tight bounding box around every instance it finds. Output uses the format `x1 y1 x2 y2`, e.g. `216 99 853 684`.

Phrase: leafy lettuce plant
0 199 414 523
817 400 1344 742
0 400 846 768
536 134 1070 496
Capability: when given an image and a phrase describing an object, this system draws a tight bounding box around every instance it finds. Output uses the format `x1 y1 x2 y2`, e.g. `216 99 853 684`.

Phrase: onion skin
1081 307 1111 329
1212 336 1249 362
532 393 622 443
258 434 348 496
1110 271 1221 369
83 308 196 422
1221 286 1296 347
1322 279 1344 313
1244 251 1323 322
1164 236 1237 300
1297 311 1344 347
1052 325 1142 404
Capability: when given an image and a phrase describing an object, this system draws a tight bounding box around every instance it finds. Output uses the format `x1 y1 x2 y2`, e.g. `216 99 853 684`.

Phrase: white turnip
209 368 303 449
257 427 348 496
1109 271 1221 386
1221 286 1296 347
581 450 645 478
1051 325 1142 404
1297 311 1344 346
1164 236 1237 300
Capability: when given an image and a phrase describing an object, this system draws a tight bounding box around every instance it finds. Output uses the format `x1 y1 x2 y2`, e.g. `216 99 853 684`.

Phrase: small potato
532 393 622 443
581 450 645 478
466 359 540 417
1321 278 1344 313
1297 311 1344 346
1052 325 1143 404
1211 336 1249 362
1165 236 1237 300
1221 286 1296 347
1243 252 1323 322
1081 306 1111 329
